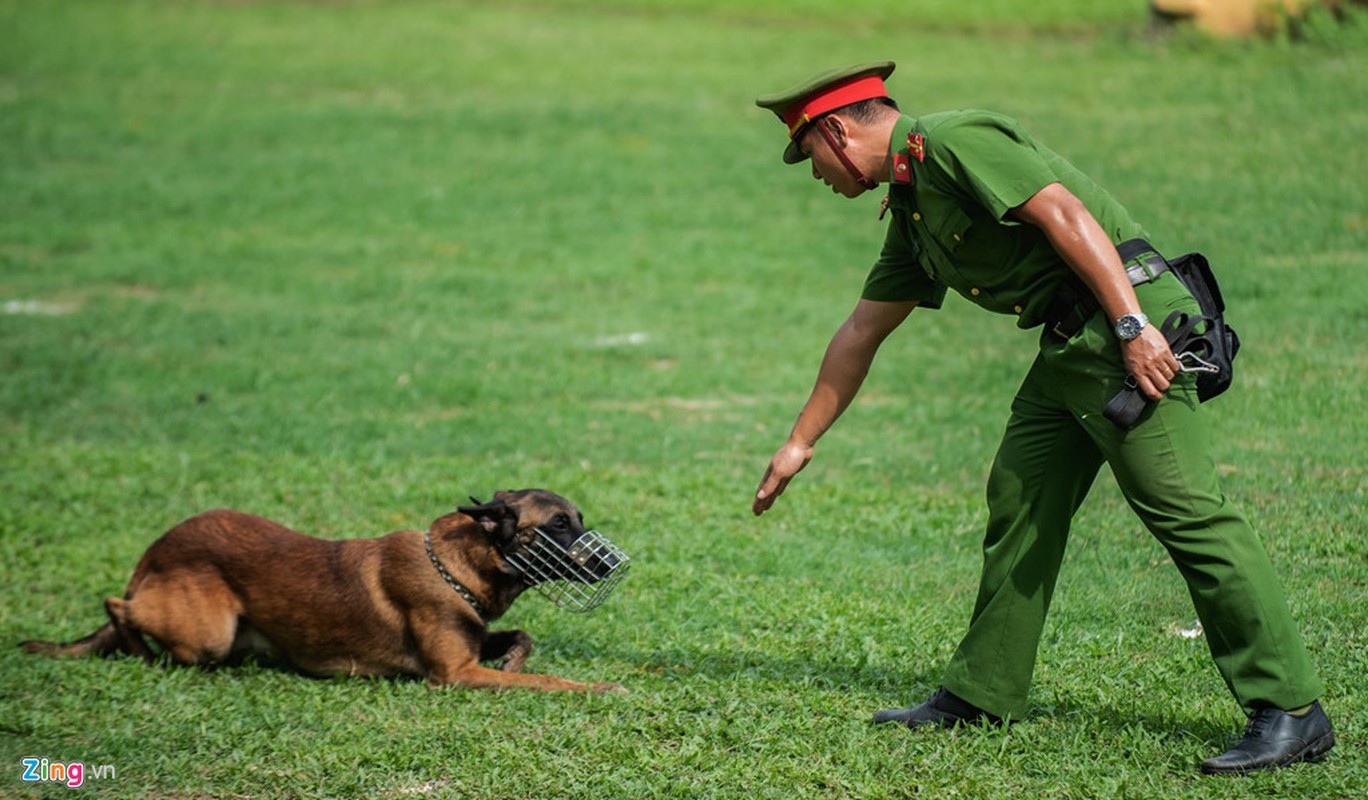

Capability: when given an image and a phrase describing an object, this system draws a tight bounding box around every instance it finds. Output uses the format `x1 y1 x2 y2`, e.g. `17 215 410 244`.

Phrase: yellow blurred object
1151 0 1334 36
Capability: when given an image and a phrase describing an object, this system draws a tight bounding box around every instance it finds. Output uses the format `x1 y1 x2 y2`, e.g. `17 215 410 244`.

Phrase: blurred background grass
2 1 1365 797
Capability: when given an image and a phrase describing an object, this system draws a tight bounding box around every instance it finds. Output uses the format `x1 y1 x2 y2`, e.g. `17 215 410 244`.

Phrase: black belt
1118 238 1171 286
1045 238 1170 339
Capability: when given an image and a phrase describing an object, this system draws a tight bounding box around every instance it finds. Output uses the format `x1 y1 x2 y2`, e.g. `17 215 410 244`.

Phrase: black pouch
1165 252 1240 402
1103 251 1241 430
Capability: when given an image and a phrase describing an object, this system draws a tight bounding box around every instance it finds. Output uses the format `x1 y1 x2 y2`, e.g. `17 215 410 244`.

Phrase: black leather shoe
1201 701 1335 775
872 688 1004 728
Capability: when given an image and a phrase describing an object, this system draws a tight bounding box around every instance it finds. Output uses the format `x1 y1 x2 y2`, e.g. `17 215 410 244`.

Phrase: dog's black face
499 489 586 544
459 488 578 539
459 489 615 584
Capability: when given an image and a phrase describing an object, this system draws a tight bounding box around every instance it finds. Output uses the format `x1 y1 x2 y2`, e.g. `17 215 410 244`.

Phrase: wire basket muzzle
503 528 630 612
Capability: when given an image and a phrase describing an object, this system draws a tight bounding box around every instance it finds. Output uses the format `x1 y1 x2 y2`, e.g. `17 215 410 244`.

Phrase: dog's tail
25 550 165 661
20 621 123 658
23 595 158 663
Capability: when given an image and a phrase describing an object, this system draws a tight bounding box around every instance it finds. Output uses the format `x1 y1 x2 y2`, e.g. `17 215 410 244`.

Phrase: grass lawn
2 1 1365 797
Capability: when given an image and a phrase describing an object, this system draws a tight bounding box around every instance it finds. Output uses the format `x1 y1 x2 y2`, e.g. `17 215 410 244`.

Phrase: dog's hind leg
480 630 534 673
115 574 241 666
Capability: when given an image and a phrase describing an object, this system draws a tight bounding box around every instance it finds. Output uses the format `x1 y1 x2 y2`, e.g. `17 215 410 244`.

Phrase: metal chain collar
424 527 488 621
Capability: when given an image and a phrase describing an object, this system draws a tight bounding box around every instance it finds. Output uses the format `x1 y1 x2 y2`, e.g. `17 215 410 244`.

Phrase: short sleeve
926 114 1059 222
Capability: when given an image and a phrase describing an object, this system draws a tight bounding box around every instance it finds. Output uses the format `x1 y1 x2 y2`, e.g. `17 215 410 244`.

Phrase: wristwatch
1114 312 1149 341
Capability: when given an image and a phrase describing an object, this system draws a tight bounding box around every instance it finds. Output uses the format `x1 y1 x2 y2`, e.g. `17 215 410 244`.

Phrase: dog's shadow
82 647 491 685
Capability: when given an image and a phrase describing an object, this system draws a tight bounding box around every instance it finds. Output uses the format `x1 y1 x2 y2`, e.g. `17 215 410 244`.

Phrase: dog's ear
456 498 517 541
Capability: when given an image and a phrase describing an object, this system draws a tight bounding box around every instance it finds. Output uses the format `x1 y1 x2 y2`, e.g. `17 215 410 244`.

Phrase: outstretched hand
753 441 813 516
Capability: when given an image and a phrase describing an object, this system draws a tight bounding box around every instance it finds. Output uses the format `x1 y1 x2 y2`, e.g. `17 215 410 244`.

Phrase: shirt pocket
933 205 971 253
920 204 972 277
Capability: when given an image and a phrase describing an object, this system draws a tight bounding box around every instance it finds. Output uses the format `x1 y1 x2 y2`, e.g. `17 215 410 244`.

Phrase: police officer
751 62 1334 774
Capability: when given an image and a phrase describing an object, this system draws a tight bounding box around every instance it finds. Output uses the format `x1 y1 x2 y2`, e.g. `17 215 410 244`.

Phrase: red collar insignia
891 153 911 185
890 131 925 188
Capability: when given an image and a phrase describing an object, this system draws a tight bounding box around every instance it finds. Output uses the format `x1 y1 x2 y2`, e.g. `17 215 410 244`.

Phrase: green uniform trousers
942 271 1323 720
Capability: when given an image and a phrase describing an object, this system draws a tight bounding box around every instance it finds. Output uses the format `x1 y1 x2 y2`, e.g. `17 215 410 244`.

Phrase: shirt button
971 288 981 296
1014 304 1023 314
912 212 922 221
953 233 961 241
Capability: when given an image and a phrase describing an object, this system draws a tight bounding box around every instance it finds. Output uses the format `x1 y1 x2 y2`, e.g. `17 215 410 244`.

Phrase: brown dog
22 489 625 692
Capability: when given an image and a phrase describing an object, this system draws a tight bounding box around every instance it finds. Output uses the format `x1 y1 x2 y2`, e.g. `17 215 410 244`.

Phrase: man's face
799 119 865 199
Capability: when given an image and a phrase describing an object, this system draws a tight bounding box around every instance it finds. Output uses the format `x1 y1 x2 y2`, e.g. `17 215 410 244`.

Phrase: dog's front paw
591 681 629 694
498 653 529 673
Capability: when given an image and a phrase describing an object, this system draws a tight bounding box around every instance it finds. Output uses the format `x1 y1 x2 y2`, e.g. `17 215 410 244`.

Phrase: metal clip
1176 351 1220 374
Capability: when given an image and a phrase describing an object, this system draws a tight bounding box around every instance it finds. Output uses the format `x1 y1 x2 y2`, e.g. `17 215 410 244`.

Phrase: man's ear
456 498 518 541
822 114 849 147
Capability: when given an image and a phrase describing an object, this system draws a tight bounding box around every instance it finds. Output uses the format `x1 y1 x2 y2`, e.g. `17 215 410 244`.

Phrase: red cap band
780 75 890 138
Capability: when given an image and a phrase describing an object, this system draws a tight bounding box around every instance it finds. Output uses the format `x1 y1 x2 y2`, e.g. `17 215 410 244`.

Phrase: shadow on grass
1027 687 1236 747
552 633 1243 744
16 626 1241 749
530 627 947 705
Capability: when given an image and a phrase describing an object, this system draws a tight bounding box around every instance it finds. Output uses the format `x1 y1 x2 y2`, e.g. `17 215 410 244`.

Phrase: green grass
2 1 1366 797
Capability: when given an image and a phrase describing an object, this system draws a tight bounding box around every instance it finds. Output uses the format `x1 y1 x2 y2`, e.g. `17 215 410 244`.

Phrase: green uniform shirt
862 112 1148 329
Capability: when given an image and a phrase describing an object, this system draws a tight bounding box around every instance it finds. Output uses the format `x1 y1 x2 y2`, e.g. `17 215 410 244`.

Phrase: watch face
1117 314 1145 340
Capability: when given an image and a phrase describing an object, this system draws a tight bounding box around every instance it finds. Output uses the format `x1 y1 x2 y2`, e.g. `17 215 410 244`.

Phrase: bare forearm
753 299 915 516
787 318 880 447
1013 181 1180 400
1029 190 1142 324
